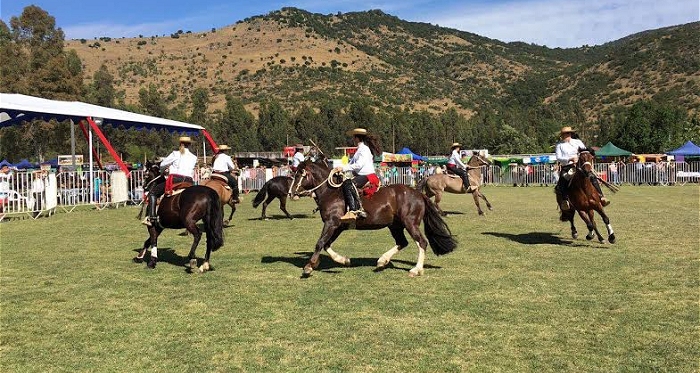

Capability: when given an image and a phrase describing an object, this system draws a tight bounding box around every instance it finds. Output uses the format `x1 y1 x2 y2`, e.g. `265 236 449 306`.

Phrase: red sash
362 173 380 197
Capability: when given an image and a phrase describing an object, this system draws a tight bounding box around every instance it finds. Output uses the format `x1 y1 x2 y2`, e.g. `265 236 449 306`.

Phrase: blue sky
1 0 697 47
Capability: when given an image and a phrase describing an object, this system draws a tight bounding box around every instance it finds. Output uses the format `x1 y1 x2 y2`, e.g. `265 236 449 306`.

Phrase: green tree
258 99 289 150
87 64 116 107
138 84 168 118
189 88 209 125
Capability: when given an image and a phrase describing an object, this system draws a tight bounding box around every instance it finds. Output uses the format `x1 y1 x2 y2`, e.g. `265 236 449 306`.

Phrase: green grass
1 185 698 372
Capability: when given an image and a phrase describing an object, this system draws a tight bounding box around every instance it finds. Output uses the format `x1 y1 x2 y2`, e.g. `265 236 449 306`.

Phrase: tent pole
89 126 94 204
70 119 76 169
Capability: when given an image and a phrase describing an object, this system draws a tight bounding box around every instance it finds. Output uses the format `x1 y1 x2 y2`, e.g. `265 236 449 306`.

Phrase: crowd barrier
1 161 698 221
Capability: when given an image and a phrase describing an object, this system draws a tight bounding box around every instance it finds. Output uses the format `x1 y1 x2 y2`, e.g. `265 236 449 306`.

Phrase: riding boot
352 183 367 219
589 172 610 206
554 178 570 211
340 180 360 222
461 175 470 191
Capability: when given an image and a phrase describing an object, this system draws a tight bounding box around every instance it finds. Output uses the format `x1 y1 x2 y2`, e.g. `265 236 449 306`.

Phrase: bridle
578 150 593 171
292 165 341 196
143 164 164 191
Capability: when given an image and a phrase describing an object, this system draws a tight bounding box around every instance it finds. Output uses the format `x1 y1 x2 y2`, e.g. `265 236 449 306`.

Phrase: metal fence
1 161 698 221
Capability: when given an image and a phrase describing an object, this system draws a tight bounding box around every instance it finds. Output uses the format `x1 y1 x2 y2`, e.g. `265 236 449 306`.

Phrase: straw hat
346 128 368 136
295 144 304 150
218 145 230 151
179 136 192 143
560 126 576 135
450 142 462 149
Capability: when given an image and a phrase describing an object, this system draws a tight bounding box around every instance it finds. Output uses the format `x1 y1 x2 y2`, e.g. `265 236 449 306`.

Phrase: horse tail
204 188 225 251
252 181 269 208
421 194 457 255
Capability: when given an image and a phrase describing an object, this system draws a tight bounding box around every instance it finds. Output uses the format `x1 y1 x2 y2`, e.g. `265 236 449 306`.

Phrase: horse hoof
609 234 616 244
186 258 197 269
408 268 424 277
572 233 578 239
146 259 157 269
224 220 230 226
478 211 484 216
133 257 144 263
586 234 594 241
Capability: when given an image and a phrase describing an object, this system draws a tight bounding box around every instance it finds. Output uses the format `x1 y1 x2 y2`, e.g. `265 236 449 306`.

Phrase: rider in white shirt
446 142 470 190
143 136 197 226
554 126 610 210
291 144 305 172
333 128 381 222
212 144 238 191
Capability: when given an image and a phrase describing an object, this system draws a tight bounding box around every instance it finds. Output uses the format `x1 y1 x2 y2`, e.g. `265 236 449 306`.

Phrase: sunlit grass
1 185 698 372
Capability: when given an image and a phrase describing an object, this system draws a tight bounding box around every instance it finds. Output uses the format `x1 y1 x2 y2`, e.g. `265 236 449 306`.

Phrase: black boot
340 180 360 222
589 173 610 206
555 177 570 211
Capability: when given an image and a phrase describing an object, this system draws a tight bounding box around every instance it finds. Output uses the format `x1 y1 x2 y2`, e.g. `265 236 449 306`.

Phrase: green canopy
596 142 633 157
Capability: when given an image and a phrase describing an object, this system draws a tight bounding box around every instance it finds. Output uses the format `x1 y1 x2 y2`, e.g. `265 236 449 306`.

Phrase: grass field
1 185 698 372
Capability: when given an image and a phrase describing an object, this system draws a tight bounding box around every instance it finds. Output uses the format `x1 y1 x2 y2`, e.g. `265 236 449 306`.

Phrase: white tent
0 93 218 202
0 93 204 132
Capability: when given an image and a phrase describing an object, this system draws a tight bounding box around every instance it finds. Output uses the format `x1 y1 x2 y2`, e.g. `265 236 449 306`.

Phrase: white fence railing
1 161 698 221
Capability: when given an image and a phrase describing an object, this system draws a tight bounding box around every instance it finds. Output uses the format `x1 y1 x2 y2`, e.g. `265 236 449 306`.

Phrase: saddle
164 174 193 196
210 173 231 189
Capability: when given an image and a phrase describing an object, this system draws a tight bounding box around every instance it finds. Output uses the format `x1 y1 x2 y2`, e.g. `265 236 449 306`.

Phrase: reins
294 166 342 196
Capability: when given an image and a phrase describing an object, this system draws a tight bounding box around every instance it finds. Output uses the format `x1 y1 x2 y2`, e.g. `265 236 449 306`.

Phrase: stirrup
340 211 357 223
141 217 152 226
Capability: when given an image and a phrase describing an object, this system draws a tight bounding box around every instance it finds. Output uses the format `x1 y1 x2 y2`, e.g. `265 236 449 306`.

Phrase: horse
290 160 457 278
416 155 493 215
252 175 294 220
133 161 225 272
559 150 617 243
200 173 241 226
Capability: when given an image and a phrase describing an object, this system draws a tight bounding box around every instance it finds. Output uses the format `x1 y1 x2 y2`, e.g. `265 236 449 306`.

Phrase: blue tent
14 159 35 169
0 159 13 168
396 147 426 161
667 141 700 156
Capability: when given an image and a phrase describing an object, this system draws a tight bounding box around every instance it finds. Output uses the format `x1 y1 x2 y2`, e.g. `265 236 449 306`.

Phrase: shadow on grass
482 231 573 245
261 251 442 274
131 247 192 267
246 213 313 221
442 210 465 216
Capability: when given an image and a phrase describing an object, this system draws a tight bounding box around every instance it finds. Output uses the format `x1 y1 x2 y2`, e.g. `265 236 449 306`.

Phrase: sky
1 0 698 48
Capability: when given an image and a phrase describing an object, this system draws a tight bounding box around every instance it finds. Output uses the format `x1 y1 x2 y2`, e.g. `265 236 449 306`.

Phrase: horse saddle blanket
165 176 193 196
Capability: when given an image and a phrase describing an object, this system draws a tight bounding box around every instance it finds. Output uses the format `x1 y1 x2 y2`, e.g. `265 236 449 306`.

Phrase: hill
65 8 700 121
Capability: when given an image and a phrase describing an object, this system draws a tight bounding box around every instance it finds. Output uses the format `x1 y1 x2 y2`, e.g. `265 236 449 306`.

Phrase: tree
189 88 209 125
138 84 168 118
87 64 116 107
257 99 289 150
216 95 257 151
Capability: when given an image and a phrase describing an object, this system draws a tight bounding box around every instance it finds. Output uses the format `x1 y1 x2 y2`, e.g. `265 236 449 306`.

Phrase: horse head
291 159 331 196
578 149 596 172
468 154 490 167
143 160 164 187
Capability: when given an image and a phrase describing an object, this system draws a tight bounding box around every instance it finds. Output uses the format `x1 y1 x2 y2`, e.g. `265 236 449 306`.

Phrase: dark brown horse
416 155 493 215
559 150 617 243
252 176 294 220
291 160 457 278
134 161 225 272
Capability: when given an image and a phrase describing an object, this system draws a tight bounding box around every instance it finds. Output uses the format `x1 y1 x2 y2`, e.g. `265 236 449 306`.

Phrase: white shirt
555 138 586 164
292 151 305 168
212 153 235 173
447 149 466 168
342 142 375 176
160 148 197 178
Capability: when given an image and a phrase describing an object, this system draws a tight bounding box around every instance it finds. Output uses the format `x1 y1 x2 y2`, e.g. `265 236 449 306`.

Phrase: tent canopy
14 159 35 169
396 147 427 161
0 159 13 168
0 93 204 134
667 141 700 156
595 142 633 157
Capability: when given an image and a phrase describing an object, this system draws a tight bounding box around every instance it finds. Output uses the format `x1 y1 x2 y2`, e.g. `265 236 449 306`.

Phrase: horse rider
554 126 610 211
142 136 197 226
290 144 305 173
332 128 382 223
446 142 470 190
212 144 239 193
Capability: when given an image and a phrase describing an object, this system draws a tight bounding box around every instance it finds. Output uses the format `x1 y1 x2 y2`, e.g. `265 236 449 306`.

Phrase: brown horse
134 161 225 272
200 173 240 226
252 176 294 220
416 155 493 215
291 160 457 278
559 150 617 243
